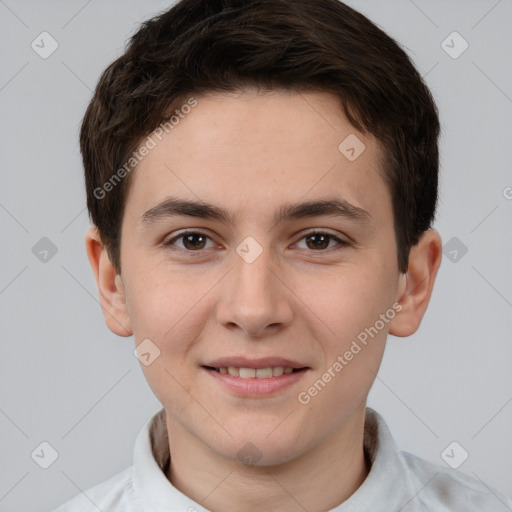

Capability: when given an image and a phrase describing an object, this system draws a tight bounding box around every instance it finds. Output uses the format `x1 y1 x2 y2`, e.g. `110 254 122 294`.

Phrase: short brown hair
80 0 440 273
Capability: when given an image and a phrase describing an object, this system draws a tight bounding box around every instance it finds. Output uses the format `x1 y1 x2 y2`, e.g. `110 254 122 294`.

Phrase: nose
215 244 294 338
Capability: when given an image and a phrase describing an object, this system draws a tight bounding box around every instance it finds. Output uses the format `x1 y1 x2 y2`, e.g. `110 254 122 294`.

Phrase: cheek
298 264 392 341
129 278 208 408
123 259 211 340
124 266 217 403
298 261 395 395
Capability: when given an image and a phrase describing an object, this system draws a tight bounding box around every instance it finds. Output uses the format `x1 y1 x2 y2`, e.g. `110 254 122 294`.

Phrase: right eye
163 230 216 252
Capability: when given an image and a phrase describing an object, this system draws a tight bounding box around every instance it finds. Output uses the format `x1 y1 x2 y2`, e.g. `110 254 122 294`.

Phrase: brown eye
182 233 207 250
296 231 349 252
164 231 214 251
305 233 330 250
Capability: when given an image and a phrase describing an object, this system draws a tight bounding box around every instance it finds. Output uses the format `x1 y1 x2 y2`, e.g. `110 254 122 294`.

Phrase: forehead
125 89 391 228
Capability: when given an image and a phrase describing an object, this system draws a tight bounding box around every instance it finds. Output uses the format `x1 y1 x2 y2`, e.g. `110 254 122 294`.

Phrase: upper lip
203 357 308 369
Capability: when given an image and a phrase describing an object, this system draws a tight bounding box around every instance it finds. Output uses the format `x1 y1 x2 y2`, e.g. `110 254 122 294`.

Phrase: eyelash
163 229 350 255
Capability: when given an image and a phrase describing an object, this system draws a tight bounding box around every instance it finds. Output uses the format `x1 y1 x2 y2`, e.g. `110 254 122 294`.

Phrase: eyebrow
140 196 372 227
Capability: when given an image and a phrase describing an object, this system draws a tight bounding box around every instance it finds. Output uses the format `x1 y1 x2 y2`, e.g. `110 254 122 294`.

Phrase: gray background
0 0 511 510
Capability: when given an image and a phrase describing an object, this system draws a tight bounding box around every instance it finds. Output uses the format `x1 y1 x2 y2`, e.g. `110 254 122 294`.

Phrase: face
108 89 408 464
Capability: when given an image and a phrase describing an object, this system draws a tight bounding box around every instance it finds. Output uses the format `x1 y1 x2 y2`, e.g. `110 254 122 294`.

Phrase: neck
165 405 370 512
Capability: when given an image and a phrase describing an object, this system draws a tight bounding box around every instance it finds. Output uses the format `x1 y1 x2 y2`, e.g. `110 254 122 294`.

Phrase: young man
54 0 512 510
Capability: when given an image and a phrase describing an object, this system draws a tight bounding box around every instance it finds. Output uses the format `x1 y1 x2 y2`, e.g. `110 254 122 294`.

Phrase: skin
86 88 442 512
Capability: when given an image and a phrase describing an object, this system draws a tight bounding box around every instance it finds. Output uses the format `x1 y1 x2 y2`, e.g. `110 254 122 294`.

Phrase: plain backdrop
0 1 511 510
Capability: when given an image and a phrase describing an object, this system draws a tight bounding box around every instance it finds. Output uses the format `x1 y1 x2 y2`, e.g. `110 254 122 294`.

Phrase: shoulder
400 450 512 511
51 466 140 512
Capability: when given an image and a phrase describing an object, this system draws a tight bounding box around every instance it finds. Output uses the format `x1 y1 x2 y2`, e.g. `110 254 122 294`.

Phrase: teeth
256 367 273 378
228 367 239 377
240 368 256 378
216 366 296 378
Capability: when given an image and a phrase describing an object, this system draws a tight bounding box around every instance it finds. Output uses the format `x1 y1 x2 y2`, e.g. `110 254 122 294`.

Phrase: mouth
201 358 310 397
202 365 307 378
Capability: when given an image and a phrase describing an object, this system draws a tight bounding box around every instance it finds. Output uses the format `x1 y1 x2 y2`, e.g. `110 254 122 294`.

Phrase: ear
85 226 133 337
388 229 442 337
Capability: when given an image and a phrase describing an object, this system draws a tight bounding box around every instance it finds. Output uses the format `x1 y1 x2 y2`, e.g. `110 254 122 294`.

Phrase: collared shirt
52 407 512 511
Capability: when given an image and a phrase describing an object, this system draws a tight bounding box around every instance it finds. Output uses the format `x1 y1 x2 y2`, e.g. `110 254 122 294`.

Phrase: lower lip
203 367 308 397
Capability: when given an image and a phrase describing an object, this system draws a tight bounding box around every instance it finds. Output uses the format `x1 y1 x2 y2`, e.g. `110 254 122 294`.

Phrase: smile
205 366 303 378
202 365 309 397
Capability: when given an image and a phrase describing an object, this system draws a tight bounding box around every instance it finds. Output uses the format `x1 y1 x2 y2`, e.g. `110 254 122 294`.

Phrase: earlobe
85 226 133 337
389 229 442 337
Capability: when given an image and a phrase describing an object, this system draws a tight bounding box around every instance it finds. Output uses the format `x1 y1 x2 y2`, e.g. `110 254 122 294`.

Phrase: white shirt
52 407 512 511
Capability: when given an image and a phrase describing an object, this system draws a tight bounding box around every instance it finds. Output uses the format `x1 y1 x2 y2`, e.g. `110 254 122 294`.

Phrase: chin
215 427 309 467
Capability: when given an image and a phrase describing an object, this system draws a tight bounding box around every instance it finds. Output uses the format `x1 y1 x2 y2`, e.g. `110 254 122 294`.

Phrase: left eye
164 231 346 252
295 232 347 251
